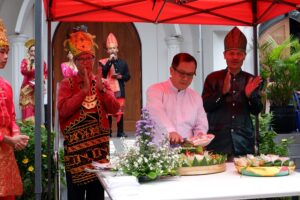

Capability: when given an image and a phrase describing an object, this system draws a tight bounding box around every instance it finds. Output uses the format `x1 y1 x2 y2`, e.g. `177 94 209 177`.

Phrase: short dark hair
171 53 197 70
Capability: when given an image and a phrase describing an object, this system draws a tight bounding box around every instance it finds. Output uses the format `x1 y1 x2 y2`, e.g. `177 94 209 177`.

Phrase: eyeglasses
173 67 195 78
76 56 95 62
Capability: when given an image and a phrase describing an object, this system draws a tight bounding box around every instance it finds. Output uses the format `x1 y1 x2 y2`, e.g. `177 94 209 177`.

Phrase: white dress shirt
146 79 208 142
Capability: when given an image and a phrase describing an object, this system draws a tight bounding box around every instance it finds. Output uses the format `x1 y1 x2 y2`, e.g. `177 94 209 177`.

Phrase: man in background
202 27 263 158
99 33 131 137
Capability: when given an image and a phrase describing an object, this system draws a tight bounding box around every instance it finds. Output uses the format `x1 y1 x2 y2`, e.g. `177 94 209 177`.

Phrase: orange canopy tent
44 0 299 25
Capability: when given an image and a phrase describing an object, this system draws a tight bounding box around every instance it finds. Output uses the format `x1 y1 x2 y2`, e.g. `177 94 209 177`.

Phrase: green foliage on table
180 153 227 167
180 146 204 154
15 121 55 200
255 113 293 156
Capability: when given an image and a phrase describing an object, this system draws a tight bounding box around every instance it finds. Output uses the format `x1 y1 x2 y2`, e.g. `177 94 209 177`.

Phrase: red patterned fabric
0 77 23 197
0 196 15 200
58 74 119 185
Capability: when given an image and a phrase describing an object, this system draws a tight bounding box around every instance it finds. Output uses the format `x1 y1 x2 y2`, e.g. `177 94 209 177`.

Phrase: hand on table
169 132 183 144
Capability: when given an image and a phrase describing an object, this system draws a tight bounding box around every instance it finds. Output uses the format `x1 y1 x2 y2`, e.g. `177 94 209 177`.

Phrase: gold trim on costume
82 94 97 109
20 84 34 96
25 39 35 49
0 19 9 47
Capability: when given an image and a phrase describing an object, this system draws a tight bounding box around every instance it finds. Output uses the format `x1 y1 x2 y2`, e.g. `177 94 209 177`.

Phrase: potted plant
14 121 55 200
260 36 300 133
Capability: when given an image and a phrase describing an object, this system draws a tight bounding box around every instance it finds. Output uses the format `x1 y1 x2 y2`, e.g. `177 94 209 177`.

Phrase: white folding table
96 162 300 200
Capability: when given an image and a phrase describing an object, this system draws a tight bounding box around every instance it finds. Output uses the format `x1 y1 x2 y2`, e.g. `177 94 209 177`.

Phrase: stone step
275 133 300 143
288 144 300 156
274 133 300 169
293 158 300 169
291 155 300 159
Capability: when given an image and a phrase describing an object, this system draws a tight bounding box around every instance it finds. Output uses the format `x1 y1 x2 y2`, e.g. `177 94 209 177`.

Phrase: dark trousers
66 172 104 200
108 115 124 134
44 104 48 128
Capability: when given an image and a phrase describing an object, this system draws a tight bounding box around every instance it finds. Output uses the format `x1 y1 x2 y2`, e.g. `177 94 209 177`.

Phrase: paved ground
110 134 136 154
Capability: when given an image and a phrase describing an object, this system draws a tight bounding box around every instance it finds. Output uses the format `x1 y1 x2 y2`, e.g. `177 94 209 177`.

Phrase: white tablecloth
96 163 300 200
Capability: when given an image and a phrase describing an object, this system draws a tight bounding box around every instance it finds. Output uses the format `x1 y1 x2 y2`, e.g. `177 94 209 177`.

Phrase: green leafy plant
260 36 300 106
58 147 66 186
15 121 55 200
256 113 293 156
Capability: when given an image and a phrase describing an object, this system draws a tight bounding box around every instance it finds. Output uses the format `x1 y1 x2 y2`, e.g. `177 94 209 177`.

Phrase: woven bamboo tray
235 165 296 177
178 163 226 176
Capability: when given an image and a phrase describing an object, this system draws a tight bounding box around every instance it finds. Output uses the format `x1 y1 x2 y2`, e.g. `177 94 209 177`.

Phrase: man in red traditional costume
0 18 29 200
19 39 47 122
57 25 120 200
99 33 130 137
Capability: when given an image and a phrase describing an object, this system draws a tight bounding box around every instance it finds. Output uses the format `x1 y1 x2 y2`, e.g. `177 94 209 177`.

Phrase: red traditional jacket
58 74 119 185
0 76 23 197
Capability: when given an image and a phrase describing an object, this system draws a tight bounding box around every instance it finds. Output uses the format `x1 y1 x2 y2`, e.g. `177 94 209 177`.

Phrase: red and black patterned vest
62 78 110 185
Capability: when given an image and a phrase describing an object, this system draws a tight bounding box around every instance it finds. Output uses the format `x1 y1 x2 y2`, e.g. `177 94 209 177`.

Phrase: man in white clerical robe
146 53 208 145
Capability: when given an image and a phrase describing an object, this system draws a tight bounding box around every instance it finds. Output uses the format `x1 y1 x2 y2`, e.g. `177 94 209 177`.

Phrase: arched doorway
52 22 142 134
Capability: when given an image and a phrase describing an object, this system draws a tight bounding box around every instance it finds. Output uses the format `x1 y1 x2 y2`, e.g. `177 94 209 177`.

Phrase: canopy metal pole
253 26 258 76
47 16 53 200
253 25 260 154
34 0 43 199
252 0 260 155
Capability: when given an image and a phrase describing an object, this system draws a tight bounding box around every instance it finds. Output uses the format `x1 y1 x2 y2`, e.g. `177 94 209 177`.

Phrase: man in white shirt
146 53 208 145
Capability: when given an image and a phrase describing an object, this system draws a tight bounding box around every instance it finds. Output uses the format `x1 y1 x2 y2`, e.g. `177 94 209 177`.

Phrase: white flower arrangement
112 108 181 181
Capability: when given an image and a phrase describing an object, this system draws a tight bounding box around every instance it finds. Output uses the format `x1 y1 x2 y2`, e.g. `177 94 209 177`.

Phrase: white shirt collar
168 78 186 93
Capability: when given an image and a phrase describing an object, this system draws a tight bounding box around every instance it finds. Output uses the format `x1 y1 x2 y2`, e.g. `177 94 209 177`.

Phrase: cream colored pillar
8 34 28 120
165 36 183 67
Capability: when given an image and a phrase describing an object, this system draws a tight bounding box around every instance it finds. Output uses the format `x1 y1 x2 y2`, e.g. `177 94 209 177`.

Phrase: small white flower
114 108 180 177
